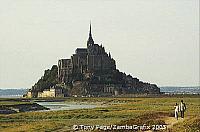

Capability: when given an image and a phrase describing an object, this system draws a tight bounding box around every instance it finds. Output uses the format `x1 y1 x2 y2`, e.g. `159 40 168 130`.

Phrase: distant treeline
160 86 200 94
0 89 28 96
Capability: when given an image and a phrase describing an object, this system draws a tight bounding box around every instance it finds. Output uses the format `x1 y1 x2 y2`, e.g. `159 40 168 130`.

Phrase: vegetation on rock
32 65 58 92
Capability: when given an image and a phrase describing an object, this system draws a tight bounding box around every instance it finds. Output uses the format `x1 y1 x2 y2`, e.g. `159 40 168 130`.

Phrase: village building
37 87 64 98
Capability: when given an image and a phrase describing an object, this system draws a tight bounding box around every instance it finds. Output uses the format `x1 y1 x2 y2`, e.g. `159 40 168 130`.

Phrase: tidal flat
0 95 199 132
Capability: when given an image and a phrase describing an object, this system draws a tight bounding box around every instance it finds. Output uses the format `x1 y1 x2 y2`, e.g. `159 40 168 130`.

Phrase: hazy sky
0 0 199 88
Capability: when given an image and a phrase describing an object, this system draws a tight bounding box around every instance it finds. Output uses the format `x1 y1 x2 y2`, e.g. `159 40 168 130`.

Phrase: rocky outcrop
0 103 49 114
26 24 160 97
30 65 58 94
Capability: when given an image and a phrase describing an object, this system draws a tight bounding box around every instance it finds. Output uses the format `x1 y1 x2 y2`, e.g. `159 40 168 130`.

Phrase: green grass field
0 96 199 132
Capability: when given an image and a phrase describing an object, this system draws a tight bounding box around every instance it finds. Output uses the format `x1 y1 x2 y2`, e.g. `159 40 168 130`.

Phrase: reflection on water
36 102 97 111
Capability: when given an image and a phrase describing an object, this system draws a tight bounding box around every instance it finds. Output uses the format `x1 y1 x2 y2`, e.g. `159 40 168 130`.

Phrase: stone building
26 90 37 98
37 86 64 98
58 24 116 84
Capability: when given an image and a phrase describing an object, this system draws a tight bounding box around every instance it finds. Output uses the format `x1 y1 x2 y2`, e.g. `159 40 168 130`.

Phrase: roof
75 48 88 54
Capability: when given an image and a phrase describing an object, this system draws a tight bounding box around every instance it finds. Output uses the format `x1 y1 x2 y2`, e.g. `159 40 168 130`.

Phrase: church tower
87 23 94 47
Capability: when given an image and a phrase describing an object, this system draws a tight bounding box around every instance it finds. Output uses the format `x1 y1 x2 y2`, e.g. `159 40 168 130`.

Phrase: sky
0 0 199 88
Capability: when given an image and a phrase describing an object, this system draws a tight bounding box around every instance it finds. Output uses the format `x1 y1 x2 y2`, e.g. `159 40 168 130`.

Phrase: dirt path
164 117 185 129
145 116 186 132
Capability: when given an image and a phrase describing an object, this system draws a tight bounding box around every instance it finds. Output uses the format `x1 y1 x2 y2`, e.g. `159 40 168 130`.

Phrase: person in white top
179 100 186 118
174 103 179 120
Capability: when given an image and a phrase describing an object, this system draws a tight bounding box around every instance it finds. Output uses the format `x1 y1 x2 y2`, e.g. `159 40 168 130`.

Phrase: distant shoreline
0 87 200 99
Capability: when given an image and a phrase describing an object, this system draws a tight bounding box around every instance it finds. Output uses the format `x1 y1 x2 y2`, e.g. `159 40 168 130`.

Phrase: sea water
35 101 98 111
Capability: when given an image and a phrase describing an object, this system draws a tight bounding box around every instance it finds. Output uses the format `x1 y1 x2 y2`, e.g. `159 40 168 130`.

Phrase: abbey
58 24 116 84
26 24 160 98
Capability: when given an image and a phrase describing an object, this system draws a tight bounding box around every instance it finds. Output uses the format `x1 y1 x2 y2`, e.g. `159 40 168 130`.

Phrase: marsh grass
0 96 199 131
169 117 200 132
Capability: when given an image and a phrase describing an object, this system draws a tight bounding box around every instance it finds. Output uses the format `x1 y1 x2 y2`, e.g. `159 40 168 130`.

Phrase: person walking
174 103 179 120
179 100 186 118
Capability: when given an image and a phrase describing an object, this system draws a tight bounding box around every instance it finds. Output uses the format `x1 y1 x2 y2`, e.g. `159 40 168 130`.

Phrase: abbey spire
87 22 94 47
89 22 92 37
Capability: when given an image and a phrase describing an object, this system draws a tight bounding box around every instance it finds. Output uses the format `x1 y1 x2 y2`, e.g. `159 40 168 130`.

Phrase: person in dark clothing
179 100 186 118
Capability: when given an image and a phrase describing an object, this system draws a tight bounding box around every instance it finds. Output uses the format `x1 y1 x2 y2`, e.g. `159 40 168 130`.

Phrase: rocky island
25 24 160 98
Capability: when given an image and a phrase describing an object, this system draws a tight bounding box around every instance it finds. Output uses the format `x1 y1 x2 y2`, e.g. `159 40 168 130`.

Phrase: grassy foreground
0 96 199 132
